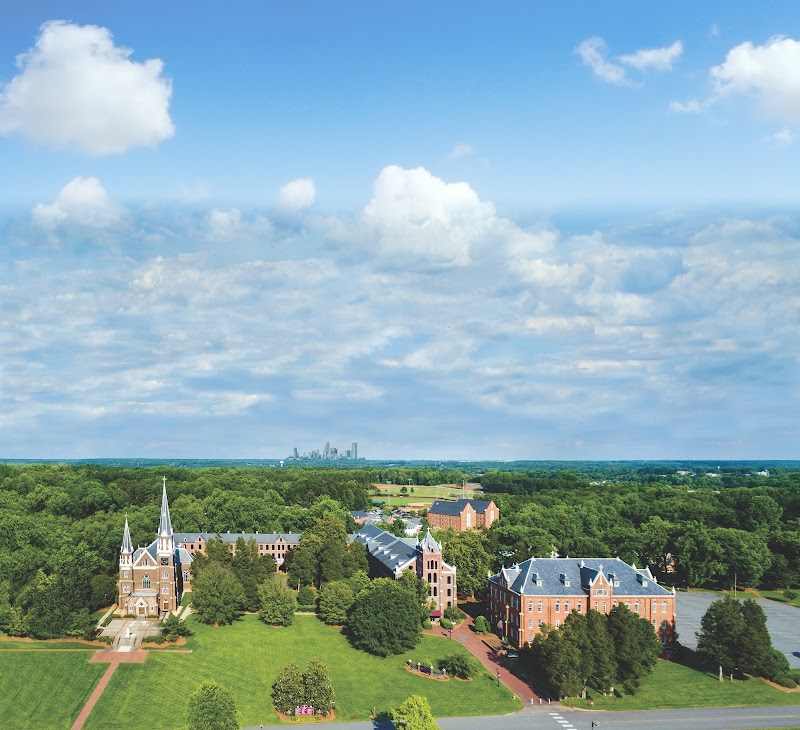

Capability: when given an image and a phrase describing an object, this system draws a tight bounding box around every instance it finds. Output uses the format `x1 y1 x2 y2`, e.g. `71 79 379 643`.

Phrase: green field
370 483 483 510
562 659 800 711
0 651 107 728
86 614 520 728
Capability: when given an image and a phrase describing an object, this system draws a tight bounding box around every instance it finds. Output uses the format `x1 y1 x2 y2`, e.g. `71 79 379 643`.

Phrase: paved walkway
425 616 550 707
72 650 148 730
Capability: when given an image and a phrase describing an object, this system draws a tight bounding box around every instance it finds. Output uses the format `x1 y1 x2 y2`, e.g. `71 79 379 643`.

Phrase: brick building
118 478 191 617
353 524 457 614
426 498 499 531
488 556 676 649
173 531 300 577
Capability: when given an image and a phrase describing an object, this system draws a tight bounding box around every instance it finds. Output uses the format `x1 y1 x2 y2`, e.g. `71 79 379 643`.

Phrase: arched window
626 600 630 610
577 602 582 612
564 600 570 613
555 619 560 628
537 600 542 613
663 600 667 613
653 600 657 613
183 570 189 582
528 601 533 612
142 574 151 589
634 600 639 613
555 600 560 612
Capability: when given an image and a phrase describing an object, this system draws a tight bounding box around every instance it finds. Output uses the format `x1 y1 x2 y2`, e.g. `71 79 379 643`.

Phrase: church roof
158 478 173 537
353 524 417 572
121 517 133 553
417 528 441 554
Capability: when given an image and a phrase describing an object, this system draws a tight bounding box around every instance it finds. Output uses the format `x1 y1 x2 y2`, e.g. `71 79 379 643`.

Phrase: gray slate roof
353 523 417 572
489 557 671 597
428 498 493 516
173 532 301 545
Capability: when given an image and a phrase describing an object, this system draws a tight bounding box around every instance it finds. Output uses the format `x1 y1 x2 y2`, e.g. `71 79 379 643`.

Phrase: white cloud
206 208 271 239
277 178 316 212
356 165 495 268
670 99 703 114
761 128 794 146
32 176 120 227
0 20 174 154
577 37 682 85
710 36 800 126
512 258 586 288
618 41 683 71
576 37 627 85
446 143 474 160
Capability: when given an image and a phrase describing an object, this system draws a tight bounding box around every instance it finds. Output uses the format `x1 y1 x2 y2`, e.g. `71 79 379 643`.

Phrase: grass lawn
0 651 106 728
86 614 520 729
562 659 800 711
759 589 800 608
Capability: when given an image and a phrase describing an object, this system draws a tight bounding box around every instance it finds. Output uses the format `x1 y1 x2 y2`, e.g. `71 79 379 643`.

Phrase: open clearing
86 614 520 728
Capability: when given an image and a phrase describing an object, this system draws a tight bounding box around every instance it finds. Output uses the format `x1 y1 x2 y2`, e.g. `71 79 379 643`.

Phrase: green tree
313 515 348 584
271 662 304 715
232 537 274 612
738 599 773 677
696 596 744 675
347 579 421 656
474 615 490 635
160 613 194 641
318 580 354 625
442 530 491 597
532 627 583 699
258 573 296 626
302 657 335 715
287 533 322 588
192 565 245 625
586 609 616 694
392 694 439 730
606 604 660 694
187 681 238 730
343 541 369 577
348 569 370 596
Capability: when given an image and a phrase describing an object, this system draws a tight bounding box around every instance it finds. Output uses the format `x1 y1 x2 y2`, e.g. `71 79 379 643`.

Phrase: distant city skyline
1 3 799 459
288 441 359 462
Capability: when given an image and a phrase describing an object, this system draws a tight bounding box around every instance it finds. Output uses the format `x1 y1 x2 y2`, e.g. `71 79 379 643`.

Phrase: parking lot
676 591 800 668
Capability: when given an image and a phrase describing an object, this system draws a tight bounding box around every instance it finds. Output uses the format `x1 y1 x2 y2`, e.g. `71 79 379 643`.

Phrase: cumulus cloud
577 37 682 85
206 208 271 239
32 176 120 227
710 36 800 125
277 178 316 212
0 20 174 154
355 165 496 268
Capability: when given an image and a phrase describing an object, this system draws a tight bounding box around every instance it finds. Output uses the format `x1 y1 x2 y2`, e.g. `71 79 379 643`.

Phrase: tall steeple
120 515 133 565
157 477 174 554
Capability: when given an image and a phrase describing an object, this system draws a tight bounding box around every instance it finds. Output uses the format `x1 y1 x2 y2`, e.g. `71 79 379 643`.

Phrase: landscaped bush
773 675 797 689
297 586 316 607
443 605 465 622
422 619 432 630
438 653 479 679
788 669 800 683
440 618 453 630
784 590 798 600
474 615 490 634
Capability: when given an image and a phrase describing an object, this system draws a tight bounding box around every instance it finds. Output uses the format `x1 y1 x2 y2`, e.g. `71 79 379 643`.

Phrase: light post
448 626 453 640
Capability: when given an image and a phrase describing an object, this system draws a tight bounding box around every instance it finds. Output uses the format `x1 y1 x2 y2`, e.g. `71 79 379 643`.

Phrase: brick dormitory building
488 555 676 649
426 498 499 531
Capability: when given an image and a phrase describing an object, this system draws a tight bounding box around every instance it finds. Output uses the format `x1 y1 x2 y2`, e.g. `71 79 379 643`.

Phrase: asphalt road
245 703 800 730
676 592 800 669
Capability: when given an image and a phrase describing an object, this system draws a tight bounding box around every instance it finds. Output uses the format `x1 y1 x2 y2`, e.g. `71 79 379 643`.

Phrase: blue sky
1 2 798 459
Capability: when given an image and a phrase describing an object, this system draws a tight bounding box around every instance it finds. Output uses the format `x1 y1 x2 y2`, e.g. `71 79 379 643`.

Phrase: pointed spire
121 515 133 553
158 476 173 537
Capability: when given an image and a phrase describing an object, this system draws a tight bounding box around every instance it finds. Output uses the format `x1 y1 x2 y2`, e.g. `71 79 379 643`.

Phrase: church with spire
118 478 193 617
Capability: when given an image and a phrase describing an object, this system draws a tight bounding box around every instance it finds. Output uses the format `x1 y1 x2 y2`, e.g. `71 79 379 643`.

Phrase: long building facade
488 556 676 649
353 524 457 614
427 498 499 531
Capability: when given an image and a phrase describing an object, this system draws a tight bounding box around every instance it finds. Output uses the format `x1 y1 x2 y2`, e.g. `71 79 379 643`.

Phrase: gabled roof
353 524 417 572
417 529 441 554
174 532 301 545
489 557 671 597
428 498 494 516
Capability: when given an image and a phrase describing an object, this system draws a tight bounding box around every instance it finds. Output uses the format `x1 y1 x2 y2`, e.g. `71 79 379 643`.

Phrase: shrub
438 652 479 679
422 619 432 630
784 590 798 600
773 675 797 689
788 669 800 683
443 605 465 621
297 586 316 607
440 617 453 630
474 615 490 634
